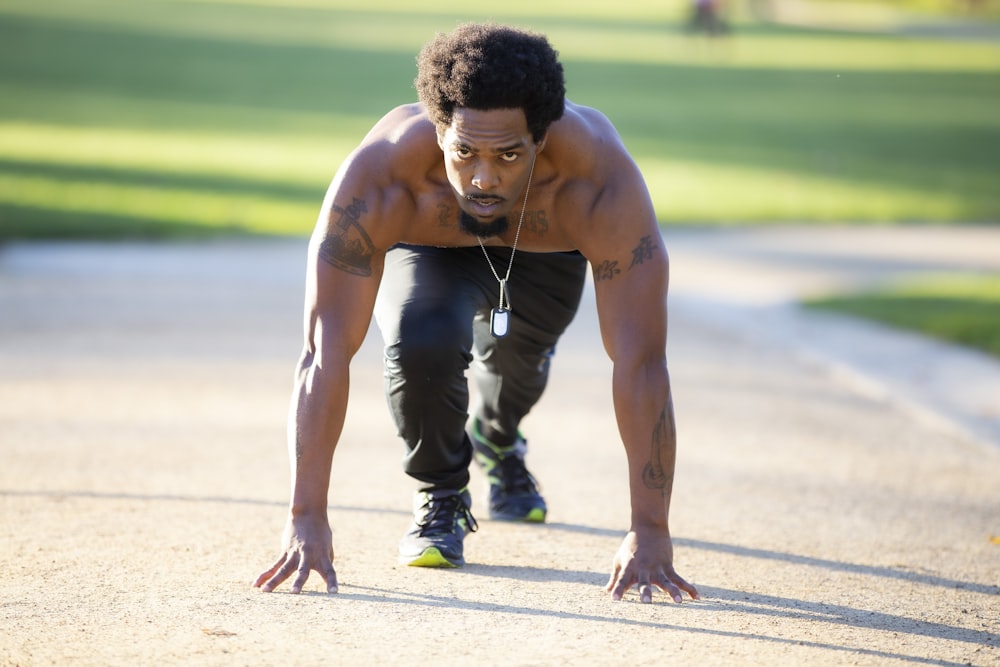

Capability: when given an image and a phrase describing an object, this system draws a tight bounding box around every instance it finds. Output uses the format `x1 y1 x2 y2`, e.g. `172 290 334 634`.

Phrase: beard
458 210 509 239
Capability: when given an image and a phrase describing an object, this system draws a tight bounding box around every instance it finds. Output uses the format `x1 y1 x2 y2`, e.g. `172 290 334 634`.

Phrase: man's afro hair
415 23 565 142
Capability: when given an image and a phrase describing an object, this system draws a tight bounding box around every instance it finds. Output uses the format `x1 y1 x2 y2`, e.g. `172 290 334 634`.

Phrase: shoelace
417 495 478 536
497 454 540 496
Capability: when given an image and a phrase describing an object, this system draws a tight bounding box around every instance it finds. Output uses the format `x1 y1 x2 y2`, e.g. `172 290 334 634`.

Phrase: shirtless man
254 22 699 604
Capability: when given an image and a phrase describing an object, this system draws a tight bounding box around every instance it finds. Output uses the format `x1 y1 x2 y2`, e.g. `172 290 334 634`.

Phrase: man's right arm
289 193 385 513
254 170 387 594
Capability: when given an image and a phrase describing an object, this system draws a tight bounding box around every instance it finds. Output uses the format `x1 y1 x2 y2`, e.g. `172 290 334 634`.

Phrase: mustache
465 193 506 203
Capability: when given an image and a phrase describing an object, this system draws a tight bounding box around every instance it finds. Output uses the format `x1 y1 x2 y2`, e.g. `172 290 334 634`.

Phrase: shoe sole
400 546 463 568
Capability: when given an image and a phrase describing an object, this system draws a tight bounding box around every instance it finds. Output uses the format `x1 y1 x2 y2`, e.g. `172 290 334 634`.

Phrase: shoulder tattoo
593 235 657 282
317 197 375 277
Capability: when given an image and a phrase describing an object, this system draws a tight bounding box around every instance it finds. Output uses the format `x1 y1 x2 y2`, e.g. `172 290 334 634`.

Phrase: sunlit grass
640 157 972 222
0 0 998 238
806 274 1000 357
0 122 354 184
0 172 317 235
555 27 1000 71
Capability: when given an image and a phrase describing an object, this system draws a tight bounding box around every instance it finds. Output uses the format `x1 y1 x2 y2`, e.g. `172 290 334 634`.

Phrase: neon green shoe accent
471 422 516 486
470 418 547 522
470 420 504 454
402 547 459 568
471 421 528 455
474 452 502 485
524 507 546 523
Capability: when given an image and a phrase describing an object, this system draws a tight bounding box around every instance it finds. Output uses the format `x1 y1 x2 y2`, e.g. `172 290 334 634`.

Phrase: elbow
295 327 355 390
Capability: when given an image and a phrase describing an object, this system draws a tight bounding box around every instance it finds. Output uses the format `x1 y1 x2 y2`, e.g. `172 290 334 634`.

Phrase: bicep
304 148 399 358
303 244 384 363
591 234 669 364
304 181 388 360
582 167 669 363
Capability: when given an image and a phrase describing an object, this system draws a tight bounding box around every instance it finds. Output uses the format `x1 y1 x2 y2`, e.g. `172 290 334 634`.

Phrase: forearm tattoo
594 234 656 282
642 403 674 491
317 197 375 276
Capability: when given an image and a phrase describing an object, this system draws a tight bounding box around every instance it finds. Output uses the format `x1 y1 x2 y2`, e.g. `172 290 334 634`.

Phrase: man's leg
469 250 588 520
374 244 490 566
374 244 486 490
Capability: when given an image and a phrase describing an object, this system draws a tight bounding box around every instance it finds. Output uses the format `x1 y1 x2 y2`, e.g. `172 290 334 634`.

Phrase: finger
604 561 622 593
609 572 635 601
321 562 339 594
672 573 700 601
655 570 698 602
290 558 311 594
261 552 299 593
654 577 683 603
252 555 287 589
321 547 339 594
639 580 653 604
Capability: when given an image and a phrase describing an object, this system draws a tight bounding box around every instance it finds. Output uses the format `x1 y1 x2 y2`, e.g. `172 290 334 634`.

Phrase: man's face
437 107 544 239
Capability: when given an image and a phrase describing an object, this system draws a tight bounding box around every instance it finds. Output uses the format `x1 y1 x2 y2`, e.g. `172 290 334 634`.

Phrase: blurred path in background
666 224 1000 448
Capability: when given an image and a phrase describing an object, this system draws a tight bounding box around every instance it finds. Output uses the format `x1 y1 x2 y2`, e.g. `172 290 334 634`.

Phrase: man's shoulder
542 102 655 254
555 102 620 144
341 104 440 190
548 102 631 175
562 100 614 128
363 103 436 148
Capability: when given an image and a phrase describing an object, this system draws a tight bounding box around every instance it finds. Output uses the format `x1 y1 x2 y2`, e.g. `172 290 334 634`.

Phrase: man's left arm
585 175 699 604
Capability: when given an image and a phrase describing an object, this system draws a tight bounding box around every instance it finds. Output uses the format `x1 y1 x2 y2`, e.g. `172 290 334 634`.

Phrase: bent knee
384 325 471 379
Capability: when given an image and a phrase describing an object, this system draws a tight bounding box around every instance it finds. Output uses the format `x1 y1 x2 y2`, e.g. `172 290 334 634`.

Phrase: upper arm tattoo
629 235 656 268
593 259 622 282
317 197 375 277
593 234 656 282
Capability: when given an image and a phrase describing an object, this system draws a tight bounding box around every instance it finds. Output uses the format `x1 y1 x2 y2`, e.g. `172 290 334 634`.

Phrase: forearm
287 349 350 515
612 359 677 532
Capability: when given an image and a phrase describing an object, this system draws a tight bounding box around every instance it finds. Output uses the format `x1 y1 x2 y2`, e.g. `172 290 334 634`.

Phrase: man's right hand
253 511 338 594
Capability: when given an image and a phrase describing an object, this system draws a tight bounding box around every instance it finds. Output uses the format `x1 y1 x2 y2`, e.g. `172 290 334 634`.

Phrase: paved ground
1 226 998 666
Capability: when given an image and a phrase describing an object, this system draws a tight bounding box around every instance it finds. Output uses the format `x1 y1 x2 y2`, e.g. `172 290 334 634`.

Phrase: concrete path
1 226 997 666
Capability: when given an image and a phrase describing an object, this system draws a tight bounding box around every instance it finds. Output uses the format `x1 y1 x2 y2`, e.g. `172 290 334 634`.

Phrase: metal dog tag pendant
490 307 510 338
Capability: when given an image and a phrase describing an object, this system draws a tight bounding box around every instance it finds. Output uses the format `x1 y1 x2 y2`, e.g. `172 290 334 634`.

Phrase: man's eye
500 152 518 163
455 148 473 159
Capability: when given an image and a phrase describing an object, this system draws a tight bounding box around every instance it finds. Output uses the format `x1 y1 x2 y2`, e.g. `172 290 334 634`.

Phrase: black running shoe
469 420 547 522
398 488 478 567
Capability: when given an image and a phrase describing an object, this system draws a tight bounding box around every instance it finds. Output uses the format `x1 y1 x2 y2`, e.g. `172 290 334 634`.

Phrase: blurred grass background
0 0 998 239
806 273 1000 356
1 0 998 357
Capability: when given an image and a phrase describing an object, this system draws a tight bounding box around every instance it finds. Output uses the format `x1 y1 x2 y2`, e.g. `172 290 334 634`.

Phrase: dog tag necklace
478 157 535 338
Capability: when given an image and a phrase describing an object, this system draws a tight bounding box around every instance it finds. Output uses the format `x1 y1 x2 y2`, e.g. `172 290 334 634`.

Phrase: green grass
805 274 1000 357
0 0 999 239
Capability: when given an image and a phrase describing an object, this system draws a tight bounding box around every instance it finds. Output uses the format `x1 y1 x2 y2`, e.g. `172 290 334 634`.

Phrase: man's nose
471 162 499 191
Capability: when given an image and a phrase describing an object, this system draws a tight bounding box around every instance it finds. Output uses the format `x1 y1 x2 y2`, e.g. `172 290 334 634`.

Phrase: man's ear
535 132 549 153
436 125 447 150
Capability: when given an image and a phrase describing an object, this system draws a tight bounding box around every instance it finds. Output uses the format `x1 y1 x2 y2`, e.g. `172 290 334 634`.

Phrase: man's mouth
465 195 505 218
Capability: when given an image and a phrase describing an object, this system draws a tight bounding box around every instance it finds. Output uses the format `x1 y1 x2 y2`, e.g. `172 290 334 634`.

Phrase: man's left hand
605 530 699 603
